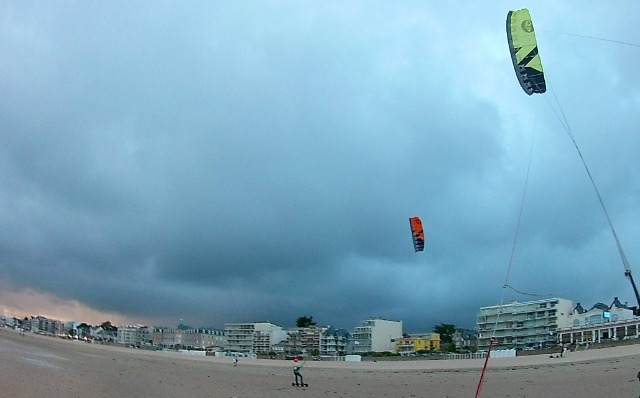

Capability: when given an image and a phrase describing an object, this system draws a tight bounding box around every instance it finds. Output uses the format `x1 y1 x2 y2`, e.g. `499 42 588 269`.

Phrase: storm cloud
1 1 639 332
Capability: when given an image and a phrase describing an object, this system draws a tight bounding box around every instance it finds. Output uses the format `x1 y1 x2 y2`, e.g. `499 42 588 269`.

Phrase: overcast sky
1 1 639 332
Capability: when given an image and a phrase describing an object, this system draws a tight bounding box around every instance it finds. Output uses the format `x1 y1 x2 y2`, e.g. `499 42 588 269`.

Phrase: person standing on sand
293 357 305 386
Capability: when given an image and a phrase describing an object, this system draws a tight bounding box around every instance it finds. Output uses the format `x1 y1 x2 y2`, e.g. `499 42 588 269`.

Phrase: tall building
476 298 573 350
225 323 255 352
224 322 287 354
284 325 326 355
22 316 65 335
117 325 150 346
351 318 403 353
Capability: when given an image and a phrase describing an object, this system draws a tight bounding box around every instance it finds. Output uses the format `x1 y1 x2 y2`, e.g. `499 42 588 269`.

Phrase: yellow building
395 333 441 355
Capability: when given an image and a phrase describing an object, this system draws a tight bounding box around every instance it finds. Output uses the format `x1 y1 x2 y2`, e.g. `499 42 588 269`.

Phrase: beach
1 328 639 398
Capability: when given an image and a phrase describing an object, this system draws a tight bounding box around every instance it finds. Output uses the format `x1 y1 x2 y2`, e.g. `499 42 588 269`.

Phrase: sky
1 1 639 333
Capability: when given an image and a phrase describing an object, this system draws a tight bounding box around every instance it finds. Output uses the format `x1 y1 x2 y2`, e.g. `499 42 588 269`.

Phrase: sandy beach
2 328 640 398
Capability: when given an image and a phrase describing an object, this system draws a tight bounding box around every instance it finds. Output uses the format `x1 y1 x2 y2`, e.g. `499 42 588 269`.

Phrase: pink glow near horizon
0 288 157 326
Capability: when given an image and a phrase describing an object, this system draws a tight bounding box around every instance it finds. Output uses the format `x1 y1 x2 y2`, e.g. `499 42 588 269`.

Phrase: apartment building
151 327 225 350
224 322 287 354
557 297 640 344
351 318 403 353
476 298 573 350
185 328 224 350
283 325 326 355
319 326 350 356
117 325 151 346
395 333 441 355
22 316 65 335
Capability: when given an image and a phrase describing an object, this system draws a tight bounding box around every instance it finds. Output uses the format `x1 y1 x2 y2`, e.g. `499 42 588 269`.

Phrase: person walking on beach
292 357 305 386
560 345 567 358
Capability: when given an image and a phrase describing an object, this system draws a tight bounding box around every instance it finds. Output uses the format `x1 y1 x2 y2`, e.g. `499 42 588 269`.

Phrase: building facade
22 316 65 335
351 318 403 353
395 333 441 355
283 326 325 355
557 297 640 345
117 325 151 346
151 327 225 350
453 328 478 351
476 298 573 350
319 327 351 357
224 322 287 354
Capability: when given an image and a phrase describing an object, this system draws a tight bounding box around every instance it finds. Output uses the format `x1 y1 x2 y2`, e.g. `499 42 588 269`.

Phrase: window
587 315 602 325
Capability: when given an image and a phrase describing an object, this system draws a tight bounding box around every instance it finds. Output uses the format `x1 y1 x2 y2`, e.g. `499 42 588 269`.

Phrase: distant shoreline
5 326 640 370
3 328 640 397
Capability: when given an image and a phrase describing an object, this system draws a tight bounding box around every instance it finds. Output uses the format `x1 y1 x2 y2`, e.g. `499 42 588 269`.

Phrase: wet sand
2 328 640 398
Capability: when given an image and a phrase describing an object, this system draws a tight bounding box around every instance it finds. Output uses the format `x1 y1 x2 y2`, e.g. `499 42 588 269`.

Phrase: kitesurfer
293 357 305 386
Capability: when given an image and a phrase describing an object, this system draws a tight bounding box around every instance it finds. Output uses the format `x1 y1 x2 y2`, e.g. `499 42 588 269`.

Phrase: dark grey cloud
1 1 639 332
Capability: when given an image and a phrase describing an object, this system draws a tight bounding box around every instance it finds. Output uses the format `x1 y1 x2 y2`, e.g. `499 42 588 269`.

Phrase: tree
296 316 316 328
433 323 456 352
77 323 91 338
433 323 456 343
100 321 117 332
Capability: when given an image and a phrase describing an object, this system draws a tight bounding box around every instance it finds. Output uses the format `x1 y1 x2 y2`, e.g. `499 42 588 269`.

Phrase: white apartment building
151 328 225 350
351 318 403 353
476 298 573 350
557 297 640 344
117 325 150 346
224 322 287 354
319 327 351 356
22 316 65 335
283 325 326 355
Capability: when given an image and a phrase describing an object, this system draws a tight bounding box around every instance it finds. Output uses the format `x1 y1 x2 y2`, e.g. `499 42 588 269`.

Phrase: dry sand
2 328 640 398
